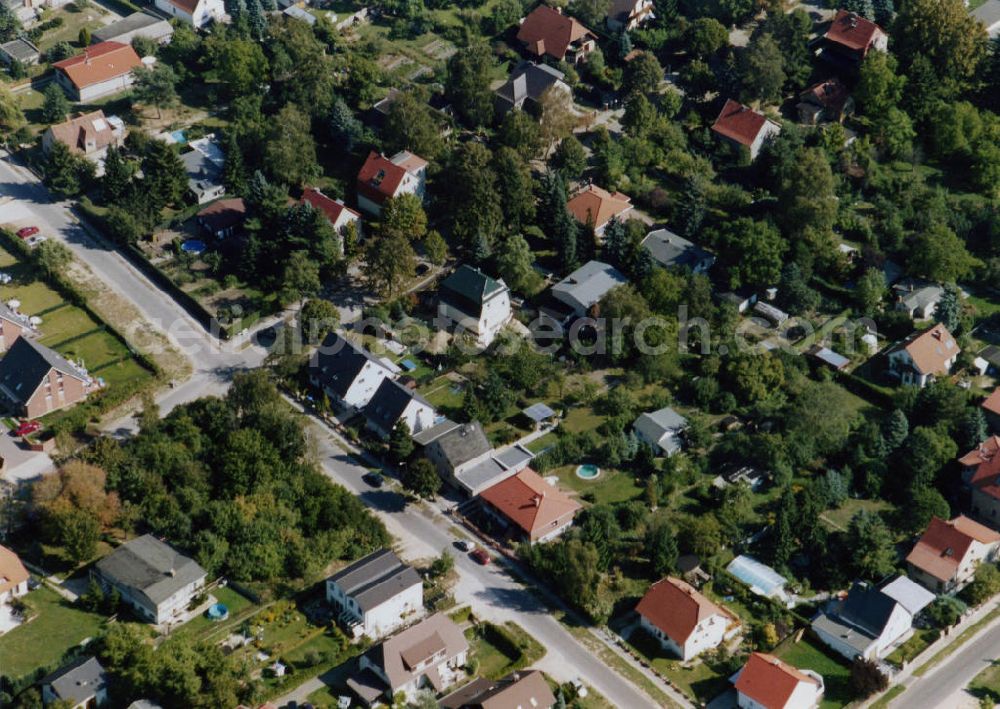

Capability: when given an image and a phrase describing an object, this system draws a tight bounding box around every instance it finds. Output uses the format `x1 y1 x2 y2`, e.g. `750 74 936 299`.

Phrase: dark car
16 226 39 239
363 472 384 488
416 263 430 276
470 548 491 565
13 420 40 436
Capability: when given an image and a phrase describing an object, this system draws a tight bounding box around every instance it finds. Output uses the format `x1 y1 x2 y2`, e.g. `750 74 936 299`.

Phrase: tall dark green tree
444 43 495 128
538 172 578 273
41 83 70 124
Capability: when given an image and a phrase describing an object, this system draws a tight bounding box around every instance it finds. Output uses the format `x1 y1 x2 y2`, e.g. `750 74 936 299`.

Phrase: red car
16 226 39 239
470 548 491 565
13 420 40 437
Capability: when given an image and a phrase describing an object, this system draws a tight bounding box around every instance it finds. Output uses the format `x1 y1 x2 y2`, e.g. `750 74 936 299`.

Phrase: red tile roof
167 0 200 13
735 652 821 709
982 389 1000 416
0 544 29 597
636 577 736 644
825 10 885 53
566 184 632 229
516 5 595 61
896 324 959 376
479 468 581 540
301 187 360 226
53 41 142 90
961 435 1000 501
356 151 426 206
906 516 1000 583
711 99 770 148
799 78 851 113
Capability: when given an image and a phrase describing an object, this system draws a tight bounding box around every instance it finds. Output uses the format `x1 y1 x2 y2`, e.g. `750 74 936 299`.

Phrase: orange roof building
479 468 580 544
906 515 1000 594
959 435 1000 533
301 187 362 249
53 42 143 102
981 388 1000 427
636 577 741 661
516 5 597 64
711 99 781 161
734 652 824 709
566 184 633 237
823 10 888 63
0 544 30 602
356 150 428 216
887 324 959 388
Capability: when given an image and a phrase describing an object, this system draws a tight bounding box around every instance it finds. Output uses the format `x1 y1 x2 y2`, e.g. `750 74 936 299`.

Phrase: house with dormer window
636 577 741 660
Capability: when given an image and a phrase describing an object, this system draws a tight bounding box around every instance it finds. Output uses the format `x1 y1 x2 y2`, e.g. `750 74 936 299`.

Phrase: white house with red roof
0 544 29 604
823 10 888 65
636 576 741 660
733 652 824 709
906 515 1000 594
53 42 143 102
478 467 581 544
356 150 428 216
886 323 959 387
154 0 224 28
711 100 781 161
301 187 363 253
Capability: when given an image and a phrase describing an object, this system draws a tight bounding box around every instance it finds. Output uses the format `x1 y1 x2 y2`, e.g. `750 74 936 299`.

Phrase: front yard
625 628 730 703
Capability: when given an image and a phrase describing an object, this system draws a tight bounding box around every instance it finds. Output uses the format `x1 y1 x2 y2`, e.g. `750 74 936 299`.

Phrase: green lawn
35 5 110 52
627 629 728 702
550 464 642 505
886 628 939 667
774 636 853 709
169 586 256 642
968 660 1000 703
464 621 546 680
821 498 895 532
0 585 106 682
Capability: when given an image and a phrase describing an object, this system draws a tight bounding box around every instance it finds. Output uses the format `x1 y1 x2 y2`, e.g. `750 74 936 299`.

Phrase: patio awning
523 402 556 422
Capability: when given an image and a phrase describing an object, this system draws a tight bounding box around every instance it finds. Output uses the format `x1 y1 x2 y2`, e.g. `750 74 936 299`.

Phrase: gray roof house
309 332 397 410
41 656 108 708
812 581 915 661
494 61 570 117
0 37 40 66
437 264 512 347
425 421 493 476
551 260 628 318
361 377 436 438
181 148 225 205
92 534 207 625
421 421 534 495
893 280 944 320
326 548 424 639
283 4 316 24
92 12 174 45
633 406 688 456
641 228 715 274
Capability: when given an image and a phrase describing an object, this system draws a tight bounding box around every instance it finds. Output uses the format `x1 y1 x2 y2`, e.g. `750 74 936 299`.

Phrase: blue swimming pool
576 464 601 480
181 240 206 254
206 603 229 621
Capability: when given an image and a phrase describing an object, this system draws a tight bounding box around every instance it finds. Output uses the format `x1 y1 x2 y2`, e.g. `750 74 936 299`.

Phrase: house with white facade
92 534 206 625
437 265 512 348
362 378 436 438
52 42 143 102
907 515 1000 594
606 0 655 30
636 577 741 661
309 332 397 411
733 652 824 709
0 544 29 603
154 0 225 28
326 548 424 640
812 581 916 661
633 406 688 456
711 99 781 161
356 150 428 216
41 657 108 709
551 260 628 318
301 186 363 252
886 323 959 387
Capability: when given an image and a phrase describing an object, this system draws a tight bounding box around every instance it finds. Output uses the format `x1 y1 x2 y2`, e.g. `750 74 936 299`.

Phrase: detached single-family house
982 389 1000 433
641 228 715 274
93 534 207 624
886 323 959 387
606 0 655 31
181 134 226 205
41 657 108 709
552 260 628 318
197 198 246 239
154 0 225 28
633 406 688 456
420 420 533 495
356 150 428 216
437 265 512 348
440 669 555 709
0 337 97 418
960 436 1000 526
362 378 436 438
0 37 39 66
92 12 174 45
907 515 1000 594
478 467 581 544
517 5 596 64
0 301 33 351
0 544 29 603
42 111 126 167
566 184 633 237
325 548 424 640
53 42 143 102
797 78 854 125
733 652 824 709
301 186 363 248
711 99 781 161
348 613 468 705
822 10 888 66
893 280 944 320
811 581 915 661
637 577 741 661
494 61 571 118
309 332 397 411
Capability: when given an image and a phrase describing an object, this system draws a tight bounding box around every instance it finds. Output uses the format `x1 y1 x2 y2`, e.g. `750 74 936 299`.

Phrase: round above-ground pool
206 603 229 621
181 240 206 254
576 464 601 480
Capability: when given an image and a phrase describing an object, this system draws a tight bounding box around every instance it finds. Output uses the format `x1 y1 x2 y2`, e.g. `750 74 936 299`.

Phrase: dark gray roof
328 548 421 613
92 12 173 43
439 265 506 318
837 582 898 637
42 657 107 704
94 534 206 607
412 418 461 446
430 422 492 469
495 61 566 108
0 337 89 405
363 378 431 430
641 229 715 270
552 261 628 313
181 149 222 197
0 38 39 62
310 332 393 398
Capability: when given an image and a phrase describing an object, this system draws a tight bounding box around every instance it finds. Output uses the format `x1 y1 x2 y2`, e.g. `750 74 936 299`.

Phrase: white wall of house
748 120 782 161
887 349 956 388
640 612 730 661
326 578 424 639
812 622 876 661
154 0 224 27
329 361 393 409
437 290 512 348
95 571 204 624
398 398 436 435
814 604 912 661
0 579 28 603
911 537 999 593
738 679 822 709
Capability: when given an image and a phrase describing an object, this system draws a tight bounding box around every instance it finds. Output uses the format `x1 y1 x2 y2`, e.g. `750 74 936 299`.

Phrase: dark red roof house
516 5 597 64
823 10 888 65
711 99 781 161
356 151 428 216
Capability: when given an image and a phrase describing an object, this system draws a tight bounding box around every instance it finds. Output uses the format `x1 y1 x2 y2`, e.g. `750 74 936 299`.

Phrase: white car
0 273 10 284
25 235 47 248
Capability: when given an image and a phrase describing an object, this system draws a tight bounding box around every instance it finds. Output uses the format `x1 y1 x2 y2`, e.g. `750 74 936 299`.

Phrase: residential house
633 406 688 456
811 581 915 661
0 37 39 66
893 280 944 320
879 576 935 618
154 0 225 28
92 12 174 45
42 111 126 170
0 337 97 418
92 534 207 624
437 265 512 348
972 0 1000 38
551 260 628 318
606 0 655 31
886 323 959 387
906 515 1000 594
641 228 714 274
41 657 108 708
982 389 1000 432
421 420 534 495
0 544 29 603
181 134 226 205
516 5 596 64
478 467 581 544
301 186 363 250
960 436 1000 526
356 150 428 216
196 198 246 239
733 652 824 709
822 10 888 66
439 669 556 709
362 378 436 438
347 613 469 705
711 99 781 161
494 61 571 118
325 548 424 639
0 301 33 351
53 42 143 102
796 78 854 125
637 577 741 661
566 184 633 237
309 332 397 411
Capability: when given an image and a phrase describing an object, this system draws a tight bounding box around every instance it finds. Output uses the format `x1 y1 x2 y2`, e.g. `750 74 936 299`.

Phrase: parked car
470 547 491 565
362 472 384 488
454 539 474 552
15 226 39 239
0 272 10 284
25 235 47 248
13 420 40 437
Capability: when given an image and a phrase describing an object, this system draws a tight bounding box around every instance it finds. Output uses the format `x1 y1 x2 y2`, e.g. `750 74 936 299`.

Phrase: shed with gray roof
0 38 40 65
633 406 687 456
92 12 174 45
494 60 570 116
641 228 715 274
